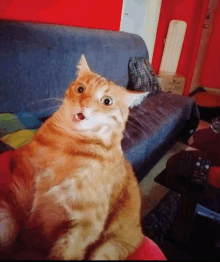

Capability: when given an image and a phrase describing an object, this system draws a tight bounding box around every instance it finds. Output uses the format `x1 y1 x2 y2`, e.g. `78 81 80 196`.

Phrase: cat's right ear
122 89 149 108
77 54 91 77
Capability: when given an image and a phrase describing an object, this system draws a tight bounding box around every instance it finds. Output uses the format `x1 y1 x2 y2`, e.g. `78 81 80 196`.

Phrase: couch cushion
14 111 42 129
1 129 37 149
122 92 200 181
0 112 42 152
0 113 26 138
0 21 148 119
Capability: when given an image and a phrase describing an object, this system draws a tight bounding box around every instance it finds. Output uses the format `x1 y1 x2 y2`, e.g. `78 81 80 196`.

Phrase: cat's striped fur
0 55 149 260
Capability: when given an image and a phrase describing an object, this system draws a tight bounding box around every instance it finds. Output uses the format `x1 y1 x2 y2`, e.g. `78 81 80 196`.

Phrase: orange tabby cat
0 55 149 260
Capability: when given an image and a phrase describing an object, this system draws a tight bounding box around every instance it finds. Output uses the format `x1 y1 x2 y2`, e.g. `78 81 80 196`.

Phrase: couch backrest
0 21 148 118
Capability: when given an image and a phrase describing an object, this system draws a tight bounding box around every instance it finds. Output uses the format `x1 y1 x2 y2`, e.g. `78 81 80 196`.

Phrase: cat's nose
76 113 85 120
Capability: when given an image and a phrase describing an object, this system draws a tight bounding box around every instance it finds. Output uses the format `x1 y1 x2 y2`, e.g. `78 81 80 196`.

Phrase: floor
139 142 188 218
139 87 218 218
138 119 212 260
139 90 219 259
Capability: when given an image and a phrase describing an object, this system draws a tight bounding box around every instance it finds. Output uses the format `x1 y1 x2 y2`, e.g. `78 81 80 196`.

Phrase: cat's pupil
78 86 84 93
104 98 111 105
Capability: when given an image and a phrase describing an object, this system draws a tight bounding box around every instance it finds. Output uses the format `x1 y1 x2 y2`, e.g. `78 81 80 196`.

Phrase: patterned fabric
128 57 161 94
0 112 42 153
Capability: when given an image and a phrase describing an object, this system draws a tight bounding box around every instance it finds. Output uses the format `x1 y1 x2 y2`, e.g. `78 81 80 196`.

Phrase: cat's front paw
49 241 85 260
89 243 122 260
49 250 84 260
90 251 114 260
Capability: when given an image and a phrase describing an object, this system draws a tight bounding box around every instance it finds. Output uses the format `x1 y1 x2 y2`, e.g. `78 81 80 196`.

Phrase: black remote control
176 150 197 178
166 150 211 187
191 156 211 186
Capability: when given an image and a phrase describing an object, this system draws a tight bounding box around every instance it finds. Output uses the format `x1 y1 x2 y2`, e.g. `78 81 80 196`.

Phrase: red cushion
127 236 166 260
0 150 13 191
208 166 220 188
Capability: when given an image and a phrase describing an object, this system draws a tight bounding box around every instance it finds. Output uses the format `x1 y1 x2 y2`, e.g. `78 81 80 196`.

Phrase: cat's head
59 55 148 138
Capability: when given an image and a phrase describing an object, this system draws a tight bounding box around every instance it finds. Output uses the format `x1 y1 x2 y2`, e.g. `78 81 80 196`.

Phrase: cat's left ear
123 90 149 108
77 54 91 76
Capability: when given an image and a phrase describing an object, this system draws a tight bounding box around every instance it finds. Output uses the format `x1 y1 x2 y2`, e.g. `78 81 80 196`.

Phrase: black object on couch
0 20 200 182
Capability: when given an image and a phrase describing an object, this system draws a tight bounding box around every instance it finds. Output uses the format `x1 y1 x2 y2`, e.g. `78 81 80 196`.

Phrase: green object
1 129 36 149
0 113 26 138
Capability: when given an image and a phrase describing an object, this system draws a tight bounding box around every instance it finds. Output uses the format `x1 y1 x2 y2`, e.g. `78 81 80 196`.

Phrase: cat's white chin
71 118 114 135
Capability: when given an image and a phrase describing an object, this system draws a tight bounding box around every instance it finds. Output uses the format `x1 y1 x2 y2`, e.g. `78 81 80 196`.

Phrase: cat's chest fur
33 151 126 220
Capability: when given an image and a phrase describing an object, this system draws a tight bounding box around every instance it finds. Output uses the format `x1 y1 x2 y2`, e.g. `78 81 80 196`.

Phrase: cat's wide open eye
101 96 113 106
76 86 85 93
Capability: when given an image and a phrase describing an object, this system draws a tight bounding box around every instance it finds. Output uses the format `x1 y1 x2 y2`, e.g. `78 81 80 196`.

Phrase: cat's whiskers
52 111 66 131
126 119 147 136
118 82 127 87
37 106 61 113
26 98 64 107
111 76 127 87
136 109 150 120
53 123 66 132
123 131 135 145
54 114 63 125
139 107 151 115
129 112 146 127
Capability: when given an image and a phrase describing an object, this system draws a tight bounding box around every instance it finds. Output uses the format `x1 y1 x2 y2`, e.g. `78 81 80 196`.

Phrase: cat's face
60 55 148 135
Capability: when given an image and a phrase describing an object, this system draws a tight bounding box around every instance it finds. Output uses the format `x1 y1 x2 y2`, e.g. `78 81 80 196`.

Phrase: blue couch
0 20 200 182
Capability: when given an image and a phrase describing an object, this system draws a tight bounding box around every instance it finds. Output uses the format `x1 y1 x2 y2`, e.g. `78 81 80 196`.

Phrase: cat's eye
101 96 113 106
76 86 85 93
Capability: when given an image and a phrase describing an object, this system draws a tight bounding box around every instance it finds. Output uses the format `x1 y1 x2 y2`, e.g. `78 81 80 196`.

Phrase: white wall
120 0 162 62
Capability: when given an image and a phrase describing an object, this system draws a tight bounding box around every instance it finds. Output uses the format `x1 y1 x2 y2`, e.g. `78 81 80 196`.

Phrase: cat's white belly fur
42 166 119 260
40 164 117 222
46 176 110 217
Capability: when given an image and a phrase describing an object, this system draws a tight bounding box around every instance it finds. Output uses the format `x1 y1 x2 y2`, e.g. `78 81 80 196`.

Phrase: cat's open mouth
72 113 86 122
76 113 85 120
